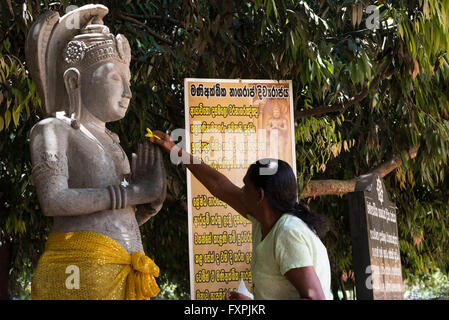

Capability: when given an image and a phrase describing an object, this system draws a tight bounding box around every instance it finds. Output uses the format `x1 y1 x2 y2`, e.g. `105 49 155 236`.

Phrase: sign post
348 173 404 299
184 78 296 299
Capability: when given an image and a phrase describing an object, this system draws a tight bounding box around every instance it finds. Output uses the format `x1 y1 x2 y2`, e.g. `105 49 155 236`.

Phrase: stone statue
25 4 166 300
265 102 289 158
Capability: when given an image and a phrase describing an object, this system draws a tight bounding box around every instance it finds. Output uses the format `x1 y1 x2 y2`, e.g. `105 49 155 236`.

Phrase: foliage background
1 0 449 299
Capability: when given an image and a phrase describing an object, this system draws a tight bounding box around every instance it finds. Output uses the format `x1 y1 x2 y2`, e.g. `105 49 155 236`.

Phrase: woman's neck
260 208 281 240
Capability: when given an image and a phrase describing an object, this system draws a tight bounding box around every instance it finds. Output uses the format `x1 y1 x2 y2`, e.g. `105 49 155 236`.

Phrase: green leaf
13 104 23 127
324 59 334 75
4 109 11 129
401 152 410 170
271 0 279 19
4 38 10 52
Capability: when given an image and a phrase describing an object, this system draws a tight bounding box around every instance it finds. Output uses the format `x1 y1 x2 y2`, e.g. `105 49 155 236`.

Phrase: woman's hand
226 291 253 300
148 130 176 153
148 130 190 166
148 129 249 218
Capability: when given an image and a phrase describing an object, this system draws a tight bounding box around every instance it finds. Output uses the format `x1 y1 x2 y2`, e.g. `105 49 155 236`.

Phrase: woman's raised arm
150 130 249 218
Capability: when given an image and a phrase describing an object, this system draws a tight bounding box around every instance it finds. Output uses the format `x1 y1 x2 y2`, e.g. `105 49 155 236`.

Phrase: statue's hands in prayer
127 142 167 207
131 142 164 184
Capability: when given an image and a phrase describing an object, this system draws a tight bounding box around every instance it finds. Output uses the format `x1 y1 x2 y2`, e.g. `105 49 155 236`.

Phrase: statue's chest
67 132 130 187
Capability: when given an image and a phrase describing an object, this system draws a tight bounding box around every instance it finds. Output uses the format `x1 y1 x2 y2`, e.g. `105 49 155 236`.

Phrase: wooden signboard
184 78 296 299
348 173 404 300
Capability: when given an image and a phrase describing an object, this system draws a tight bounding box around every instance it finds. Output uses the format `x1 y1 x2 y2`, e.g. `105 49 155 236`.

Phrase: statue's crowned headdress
63 25 130 69
26 5 131 117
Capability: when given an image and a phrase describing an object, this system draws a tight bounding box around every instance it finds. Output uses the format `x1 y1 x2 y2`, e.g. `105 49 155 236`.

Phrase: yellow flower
145 128 161 140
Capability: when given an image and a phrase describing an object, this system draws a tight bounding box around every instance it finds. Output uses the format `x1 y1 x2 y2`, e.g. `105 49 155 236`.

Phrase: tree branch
125 12 184 27
295 60 394 120
112 11 174 46
295 87 369 120
300 144 420 198
301 178 357 198
131 55 156 66
371 145 420 178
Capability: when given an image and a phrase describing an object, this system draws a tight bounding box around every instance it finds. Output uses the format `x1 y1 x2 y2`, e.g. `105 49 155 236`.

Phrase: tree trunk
0 242 10 300
301 145 419 198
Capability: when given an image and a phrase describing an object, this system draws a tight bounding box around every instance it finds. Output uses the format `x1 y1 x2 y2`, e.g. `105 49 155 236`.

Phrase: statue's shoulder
30 114 73 140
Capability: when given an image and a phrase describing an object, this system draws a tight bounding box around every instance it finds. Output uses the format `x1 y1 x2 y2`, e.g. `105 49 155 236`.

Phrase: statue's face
81 61 132 122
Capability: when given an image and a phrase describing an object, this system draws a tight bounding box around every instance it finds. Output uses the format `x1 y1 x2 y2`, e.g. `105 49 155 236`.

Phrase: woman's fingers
228 292 252 300
150 130 175 152
152 130 168 140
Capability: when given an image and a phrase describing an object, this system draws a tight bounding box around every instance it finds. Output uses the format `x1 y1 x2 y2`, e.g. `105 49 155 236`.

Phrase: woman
150 131 333 300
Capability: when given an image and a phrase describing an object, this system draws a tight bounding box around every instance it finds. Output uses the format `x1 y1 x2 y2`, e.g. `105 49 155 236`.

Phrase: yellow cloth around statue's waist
31 231 160 300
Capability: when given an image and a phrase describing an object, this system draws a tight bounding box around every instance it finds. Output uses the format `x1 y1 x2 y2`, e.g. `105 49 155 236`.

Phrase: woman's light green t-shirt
248 213 333 300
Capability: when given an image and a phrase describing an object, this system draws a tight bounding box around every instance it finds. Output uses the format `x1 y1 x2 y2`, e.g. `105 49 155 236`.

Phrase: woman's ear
257 188 265 205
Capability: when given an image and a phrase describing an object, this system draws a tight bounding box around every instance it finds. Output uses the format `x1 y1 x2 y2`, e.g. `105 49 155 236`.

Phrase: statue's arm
134 178 166 225
30 120 163 217
135 203 163 226
133 175 165 226
30 120 114 216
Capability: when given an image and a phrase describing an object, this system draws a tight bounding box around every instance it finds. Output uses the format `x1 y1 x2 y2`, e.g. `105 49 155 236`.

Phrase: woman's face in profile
240 174 261 219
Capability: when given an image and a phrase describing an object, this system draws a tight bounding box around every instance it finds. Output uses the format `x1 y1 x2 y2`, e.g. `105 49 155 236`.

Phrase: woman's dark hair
246 158 330 239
